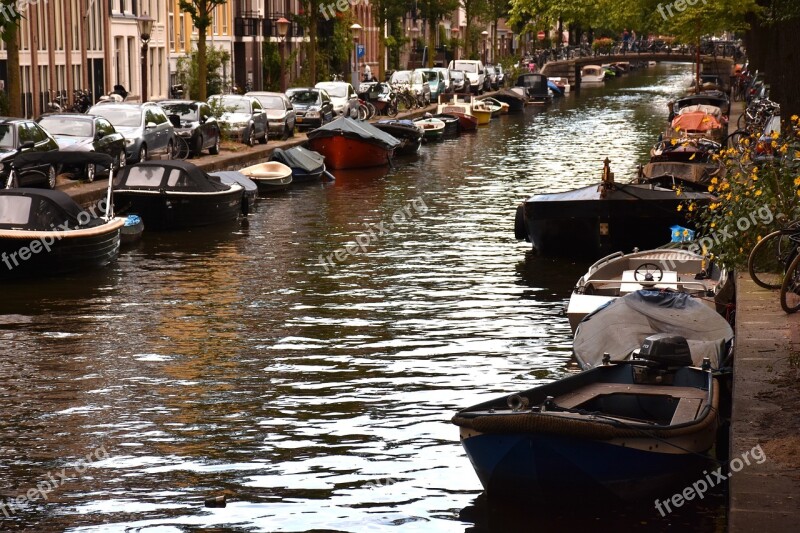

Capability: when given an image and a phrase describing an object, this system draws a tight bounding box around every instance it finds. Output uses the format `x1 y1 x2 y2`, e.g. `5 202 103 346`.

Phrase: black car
159 100 221 157
286 88 335 130
37 113 126 182
0 118 60 188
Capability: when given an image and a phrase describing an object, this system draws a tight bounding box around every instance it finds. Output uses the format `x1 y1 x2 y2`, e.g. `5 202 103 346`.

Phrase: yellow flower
688 203 695 212
708 185 715 192
710 222 716 228
771 131 780 140
793 115 799 122
670 138 678 146
677 204 683 211
710 177 718 184
755 190 762 196
780 144 789 154
676 188 682 196
794 176 800 186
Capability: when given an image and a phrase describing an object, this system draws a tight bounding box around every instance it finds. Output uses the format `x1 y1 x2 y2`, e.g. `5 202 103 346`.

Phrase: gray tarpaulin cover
269 146 325 174
306 116 400 149
573 290 733 370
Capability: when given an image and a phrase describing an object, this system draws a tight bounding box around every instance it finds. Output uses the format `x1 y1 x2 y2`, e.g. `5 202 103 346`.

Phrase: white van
448 60 486 94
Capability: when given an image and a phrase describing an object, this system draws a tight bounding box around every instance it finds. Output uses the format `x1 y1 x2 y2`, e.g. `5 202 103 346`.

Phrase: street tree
178 0 227 100
0 0 21 116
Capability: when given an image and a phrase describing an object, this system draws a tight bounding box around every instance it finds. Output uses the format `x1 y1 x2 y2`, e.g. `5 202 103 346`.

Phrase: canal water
1 64 726 532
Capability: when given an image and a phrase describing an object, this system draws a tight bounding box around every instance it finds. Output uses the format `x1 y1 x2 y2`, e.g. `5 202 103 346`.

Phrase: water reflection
0 64 723 532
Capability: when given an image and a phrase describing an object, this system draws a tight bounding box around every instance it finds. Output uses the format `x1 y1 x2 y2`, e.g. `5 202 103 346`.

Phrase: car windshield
317 84 347 98
253 95 285 109
411 72 424 84
0 124 14 148
215 98 251 113
38 117 93 137
91 107 141 127
453 62 477 73
288 91 319 105
161 103 198 120
451 71 464 80
425 72 439 82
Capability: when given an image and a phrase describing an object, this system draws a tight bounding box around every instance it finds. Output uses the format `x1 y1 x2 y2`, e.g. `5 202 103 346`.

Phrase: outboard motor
638 333 693 367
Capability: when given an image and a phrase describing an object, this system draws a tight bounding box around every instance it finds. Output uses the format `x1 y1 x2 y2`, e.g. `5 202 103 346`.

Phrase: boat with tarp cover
0 152 125 279
453 291 730 503
269 146 326 182
113 160 245 230
306 116 400 170
373 119 423 155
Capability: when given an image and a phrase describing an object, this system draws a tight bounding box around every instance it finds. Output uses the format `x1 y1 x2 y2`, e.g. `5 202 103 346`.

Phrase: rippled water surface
0 64 725 532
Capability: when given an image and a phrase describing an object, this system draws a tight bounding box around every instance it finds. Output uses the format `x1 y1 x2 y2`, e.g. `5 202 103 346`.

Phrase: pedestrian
363 63 372 82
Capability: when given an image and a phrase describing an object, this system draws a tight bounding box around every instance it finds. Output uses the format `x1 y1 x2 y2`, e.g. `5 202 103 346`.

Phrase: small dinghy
413 117 446 141
239 162 293 194
431 113 460 136
481 97 509 114
269 146 326 183
373 119 423 155
491 89 526 112
453 325 726 503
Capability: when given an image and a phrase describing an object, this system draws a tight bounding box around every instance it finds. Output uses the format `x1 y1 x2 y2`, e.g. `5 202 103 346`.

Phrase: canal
1 63 726 531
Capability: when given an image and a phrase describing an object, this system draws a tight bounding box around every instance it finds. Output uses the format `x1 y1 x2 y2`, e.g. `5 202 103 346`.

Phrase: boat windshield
38 117 94 137
123 166 166 187
453 62 477 73
0 125 15 147
0 196 31 225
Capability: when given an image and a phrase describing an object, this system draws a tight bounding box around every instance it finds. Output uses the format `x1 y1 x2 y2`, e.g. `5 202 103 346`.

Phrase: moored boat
413 117 446 141
511 73 552 104
306 116 400 170
239 162 293 194
113 160 245 230
491 89 526 112
514 158 712 258
430 113 460 136
269 146 326 183
548 77 571 94
1 152 124 279
210 170 259 211
373 119 423 155
580 65 606 84
566 248 729 332
438 93 491 125
453 327 723 502
481 97 509 114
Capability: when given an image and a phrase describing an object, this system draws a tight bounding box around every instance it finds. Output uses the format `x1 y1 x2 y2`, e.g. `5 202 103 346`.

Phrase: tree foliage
176 46 231 99
178 0 227 100
0 0 21 116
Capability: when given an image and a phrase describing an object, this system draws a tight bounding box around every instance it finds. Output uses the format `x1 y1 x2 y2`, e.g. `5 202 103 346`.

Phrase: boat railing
581 279 712 291
585 251 625 276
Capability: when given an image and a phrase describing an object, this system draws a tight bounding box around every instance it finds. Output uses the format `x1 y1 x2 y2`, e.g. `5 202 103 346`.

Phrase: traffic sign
357 44 365 58
537 31 546 41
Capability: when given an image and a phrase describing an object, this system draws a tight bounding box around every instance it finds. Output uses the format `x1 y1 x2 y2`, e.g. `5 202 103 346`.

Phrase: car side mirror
146 122 157 129
19 140 34 149
199 116 207 124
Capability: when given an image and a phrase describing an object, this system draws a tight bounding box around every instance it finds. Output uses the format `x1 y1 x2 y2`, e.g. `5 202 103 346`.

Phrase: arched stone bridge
539 53 734 88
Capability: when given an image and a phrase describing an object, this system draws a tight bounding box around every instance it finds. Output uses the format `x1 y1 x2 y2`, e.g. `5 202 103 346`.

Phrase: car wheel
85 163 96 183
192 136 203 158
209 135 220 155
138 145 147 163
258 128 268 144
245 127 255 147
281 125 290 140
46 165 56 189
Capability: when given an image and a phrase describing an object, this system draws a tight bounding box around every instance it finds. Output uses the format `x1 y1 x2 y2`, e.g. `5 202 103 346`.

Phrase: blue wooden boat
453 328 722 503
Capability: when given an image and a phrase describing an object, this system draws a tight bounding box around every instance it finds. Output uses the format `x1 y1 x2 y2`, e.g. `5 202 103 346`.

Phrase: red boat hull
306 135 393 170
449 112 479 131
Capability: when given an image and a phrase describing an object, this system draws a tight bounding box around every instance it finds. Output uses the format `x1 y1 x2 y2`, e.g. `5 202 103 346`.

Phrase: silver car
208 94 268 146
88 102 176 163
246 92 296 140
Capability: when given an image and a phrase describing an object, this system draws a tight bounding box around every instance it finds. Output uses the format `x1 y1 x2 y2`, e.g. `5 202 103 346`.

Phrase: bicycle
780 234 800 313
171 135 191 160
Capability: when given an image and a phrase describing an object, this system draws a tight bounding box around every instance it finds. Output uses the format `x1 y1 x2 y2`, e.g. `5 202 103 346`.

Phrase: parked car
0 118 60 188
245 91 296 140
389 70 412 86
158 100 221 157
207 94 268 146
88 102 175 163
314 82 359 118
448 60 486 94
286 88 335 130
36 113 125 181
413 69 445 102
449 70 468 93
484 63 498 90
495 65 506 87
409 70 432 105
432 67 454 94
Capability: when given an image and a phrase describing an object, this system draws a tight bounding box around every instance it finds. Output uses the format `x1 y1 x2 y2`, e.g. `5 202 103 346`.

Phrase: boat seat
670 397 702 425
555 383 707 410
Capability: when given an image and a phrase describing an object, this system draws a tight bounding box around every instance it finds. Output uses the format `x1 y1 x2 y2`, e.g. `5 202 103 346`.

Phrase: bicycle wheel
725 130 749 154
387 99 398 117
366 101 376 119
737 112 748 129
358 104 368 121
172 136 191 160
748 230 797 289
779 252 800 313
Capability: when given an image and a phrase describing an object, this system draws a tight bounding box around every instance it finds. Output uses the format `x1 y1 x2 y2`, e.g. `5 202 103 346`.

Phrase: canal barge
306 116 400 170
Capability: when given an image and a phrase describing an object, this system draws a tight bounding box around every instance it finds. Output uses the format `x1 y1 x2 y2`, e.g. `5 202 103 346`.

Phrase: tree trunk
464 9 471 59
492 20 498 62
309 6 317 84
197 24 208 100
377 23 386 81
6 23 21 117
427 18 436 67
765 17 800 119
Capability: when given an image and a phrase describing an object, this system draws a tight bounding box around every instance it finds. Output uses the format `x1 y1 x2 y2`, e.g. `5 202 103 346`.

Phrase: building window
169 14 175 50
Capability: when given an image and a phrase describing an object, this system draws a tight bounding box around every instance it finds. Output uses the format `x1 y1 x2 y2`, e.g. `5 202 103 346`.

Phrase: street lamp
451 27 459 60
137 14 155 103
481 30 489 65
410 25 419 67
350 23 362 87
276 17 290 93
